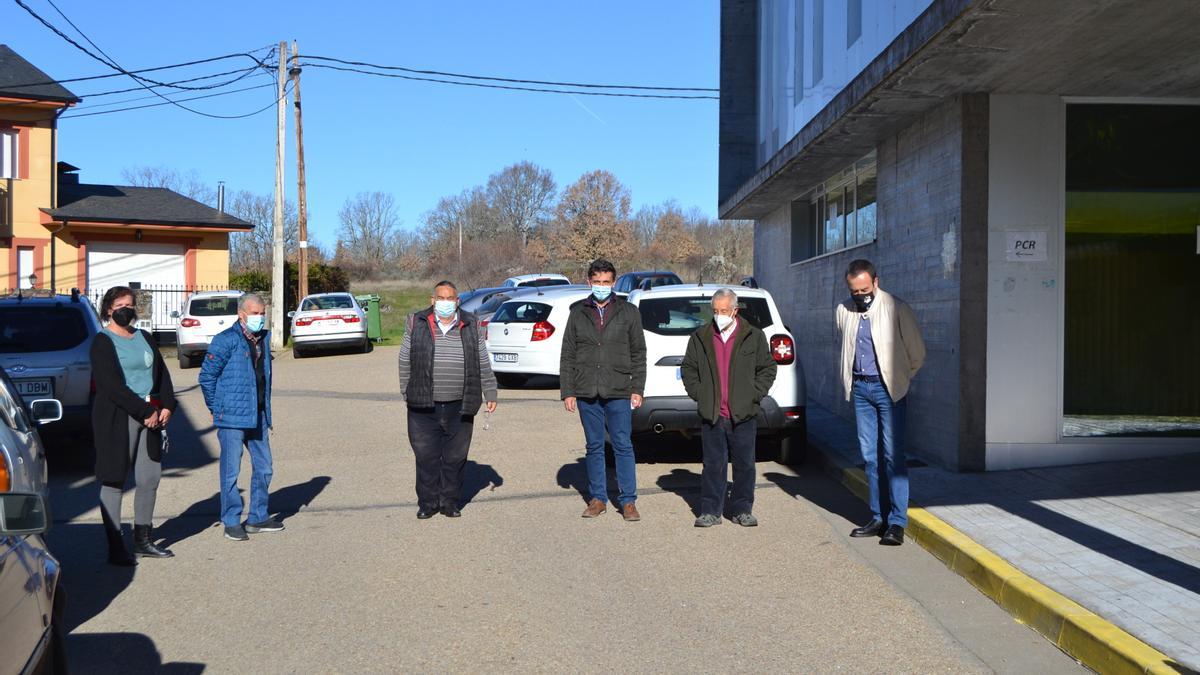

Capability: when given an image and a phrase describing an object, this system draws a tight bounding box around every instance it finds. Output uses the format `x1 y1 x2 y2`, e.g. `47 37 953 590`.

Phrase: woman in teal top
90 286 177 565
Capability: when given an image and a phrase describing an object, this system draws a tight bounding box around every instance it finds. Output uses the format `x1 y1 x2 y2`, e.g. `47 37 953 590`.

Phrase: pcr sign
1006 231 1047 262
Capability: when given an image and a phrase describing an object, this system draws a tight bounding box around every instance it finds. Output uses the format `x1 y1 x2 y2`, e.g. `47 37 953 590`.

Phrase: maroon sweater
712 324 738 418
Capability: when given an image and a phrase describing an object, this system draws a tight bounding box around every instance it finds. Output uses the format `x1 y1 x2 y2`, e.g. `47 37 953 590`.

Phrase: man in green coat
681 288 777 527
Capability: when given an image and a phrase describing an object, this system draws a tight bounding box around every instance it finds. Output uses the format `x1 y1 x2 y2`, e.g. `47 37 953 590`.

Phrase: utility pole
270 40 287 351
291 41 309 301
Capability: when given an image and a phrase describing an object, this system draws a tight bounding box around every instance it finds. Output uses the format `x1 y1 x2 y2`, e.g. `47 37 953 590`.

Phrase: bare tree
337 191 401 276
226 190 300 271
486 161 556 247
121 165 217 205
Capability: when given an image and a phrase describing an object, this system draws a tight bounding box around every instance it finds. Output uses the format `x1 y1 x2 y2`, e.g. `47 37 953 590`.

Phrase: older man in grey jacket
836 259 925 546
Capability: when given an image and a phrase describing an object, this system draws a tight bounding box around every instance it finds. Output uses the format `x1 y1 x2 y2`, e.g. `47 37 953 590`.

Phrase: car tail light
341 314 361 323
0 458 9 491
531 321 555 342
770 334 795 365
180 318 200 328
480 319 489 342
295 316 316 327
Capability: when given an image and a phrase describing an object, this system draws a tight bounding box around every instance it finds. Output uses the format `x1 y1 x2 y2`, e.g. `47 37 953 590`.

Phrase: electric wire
300 54 719 92
61 81 289 119
304 63 719 100
15 0 282 119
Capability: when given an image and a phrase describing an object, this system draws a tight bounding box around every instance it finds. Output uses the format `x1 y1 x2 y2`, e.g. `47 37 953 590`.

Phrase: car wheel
496 373 526 388
359 336 371 354
178 352 195 369
292 346 305 359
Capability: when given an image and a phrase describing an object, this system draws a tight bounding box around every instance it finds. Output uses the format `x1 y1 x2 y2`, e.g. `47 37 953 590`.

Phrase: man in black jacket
398 280 499 519
560 259 647 521
681 288 777 527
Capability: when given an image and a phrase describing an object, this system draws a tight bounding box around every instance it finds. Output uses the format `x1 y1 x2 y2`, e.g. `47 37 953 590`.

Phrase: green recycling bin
356 294 382 341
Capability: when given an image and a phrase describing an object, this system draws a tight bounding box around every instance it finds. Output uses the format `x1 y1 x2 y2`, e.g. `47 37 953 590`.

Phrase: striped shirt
398 317 498 404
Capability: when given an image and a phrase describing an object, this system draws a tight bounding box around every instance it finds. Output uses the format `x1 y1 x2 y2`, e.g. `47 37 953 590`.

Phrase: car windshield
491 301 552 323
639 296 774 336
639 275 682 289
0 305 90 353
519 278 569 288
189 297 239 316
302 295 355 311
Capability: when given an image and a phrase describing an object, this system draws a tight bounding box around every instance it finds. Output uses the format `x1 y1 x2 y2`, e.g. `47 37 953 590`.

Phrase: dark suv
613 271 683 295
0 290 102 433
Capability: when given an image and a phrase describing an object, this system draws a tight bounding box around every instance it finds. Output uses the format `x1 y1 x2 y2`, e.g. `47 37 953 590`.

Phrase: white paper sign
1006 231 1047 262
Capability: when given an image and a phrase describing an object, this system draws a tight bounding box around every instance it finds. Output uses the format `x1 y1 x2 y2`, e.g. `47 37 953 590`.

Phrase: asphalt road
44 346 1084 673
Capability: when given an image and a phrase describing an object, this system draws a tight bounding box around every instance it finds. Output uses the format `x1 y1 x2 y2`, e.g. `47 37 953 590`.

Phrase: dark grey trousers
99 416 162 528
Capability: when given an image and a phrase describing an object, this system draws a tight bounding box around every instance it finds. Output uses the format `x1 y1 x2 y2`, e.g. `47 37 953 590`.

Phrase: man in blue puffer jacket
199 293 281 541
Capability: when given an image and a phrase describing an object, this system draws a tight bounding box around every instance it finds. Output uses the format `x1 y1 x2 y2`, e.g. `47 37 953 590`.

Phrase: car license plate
316 319 337 326
15 379 52 398
493 353 518 363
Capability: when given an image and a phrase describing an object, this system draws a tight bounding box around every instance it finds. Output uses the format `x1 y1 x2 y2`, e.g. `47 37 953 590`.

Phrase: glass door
1064 103 1200 437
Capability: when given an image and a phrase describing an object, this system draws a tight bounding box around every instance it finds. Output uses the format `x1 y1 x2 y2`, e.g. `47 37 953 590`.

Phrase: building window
811 0 824 84
791 151 877 262
847 0 862 46
0 130 18 180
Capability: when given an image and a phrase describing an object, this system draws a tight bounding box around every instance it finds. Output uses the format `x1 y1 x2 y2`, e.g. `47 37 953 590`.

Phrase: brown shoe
621 503 641 522
582 499 607 518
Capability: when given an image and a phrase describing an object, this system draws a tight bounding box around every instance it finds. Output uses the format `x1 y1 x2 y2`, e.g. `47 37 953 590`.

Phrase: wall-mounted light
135 229 143 242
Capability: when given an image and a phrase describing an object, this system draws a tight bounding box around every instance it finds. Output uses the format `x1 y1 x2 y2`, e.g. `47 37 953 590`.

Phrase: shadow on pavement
272 475 333 522
48 523 137 632
763 470 874 527
460 461 502 507
67 631 205 674
655 468 704 517
555 458 589 503
156 476 333 546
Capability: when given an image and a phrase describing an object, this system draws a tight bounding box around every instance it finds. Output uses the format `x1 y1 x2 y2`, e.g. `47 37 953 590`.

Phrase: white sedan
289 293 370 358
485 285 591 387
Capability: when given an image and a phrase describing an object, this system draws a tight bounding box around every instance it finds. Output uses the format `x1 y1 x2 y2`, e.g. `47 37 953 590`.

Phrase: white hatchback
176 290 244 369
289 293 370 358
485 286 591 387
628 284 807 463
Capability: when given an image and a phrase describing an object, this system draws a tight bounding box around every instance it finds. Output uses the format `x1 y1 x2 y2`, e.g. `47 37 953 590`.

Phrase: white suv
627 284 806 463
176 290 244 369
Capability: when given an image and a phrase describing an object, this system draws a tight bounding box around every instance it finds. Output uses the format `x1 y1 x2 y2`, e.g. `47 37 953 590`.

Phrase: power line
73 70 275 111
304 63 719 100
300 54 718 92
15 0 282 119
12 0 271 91
61 82 288 119
0 50 275 91
76 65 269 99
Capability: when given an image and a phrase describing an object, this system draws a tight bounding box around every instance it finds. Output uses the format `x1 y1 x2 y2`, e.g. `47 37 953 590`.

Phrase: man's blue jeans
577 397 637 506
217 411 273 527
852 379 908 528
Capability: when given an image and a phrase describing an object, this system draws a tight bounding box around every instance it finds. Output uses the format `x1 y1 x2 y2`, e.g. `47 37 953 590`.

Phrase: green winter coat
680 317 777 424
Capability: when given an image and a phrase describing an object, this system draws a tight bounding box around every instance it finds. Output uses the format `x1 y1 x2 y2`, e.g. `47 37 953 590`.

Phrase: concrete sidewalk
806 403 1200 673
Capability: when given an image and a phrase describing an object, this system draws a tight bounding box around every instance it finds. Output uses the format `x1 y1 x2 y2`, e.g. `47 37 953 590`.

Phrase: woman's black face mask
111 306 137 328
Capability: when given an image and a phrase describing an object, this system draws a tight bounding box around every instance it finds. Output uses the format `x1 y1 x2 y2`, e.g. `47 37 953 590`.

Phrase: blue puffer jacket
199 324 272 429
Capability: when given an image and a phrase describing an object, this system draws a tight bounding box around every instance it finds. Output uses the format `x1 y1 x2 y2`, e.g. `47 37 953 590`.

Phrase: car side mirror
287 311 296 318
29 399 63 426
0 493 49 536
170 310 180 318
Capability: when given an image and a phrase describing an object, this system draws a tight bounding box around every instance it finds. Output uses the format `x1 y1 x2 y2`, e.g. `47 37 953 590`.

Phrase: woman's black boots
102 510 137 567
132 524 174 558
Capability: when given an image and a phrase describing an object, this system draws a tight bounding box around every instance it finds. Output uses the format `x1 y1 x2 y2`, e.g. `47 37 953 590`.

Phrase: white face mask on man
714 313 735 331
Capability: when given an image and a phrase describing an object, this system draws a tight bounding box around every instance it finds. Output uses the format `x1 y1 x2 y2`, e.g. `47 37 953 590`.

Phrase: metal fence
5 285 232 336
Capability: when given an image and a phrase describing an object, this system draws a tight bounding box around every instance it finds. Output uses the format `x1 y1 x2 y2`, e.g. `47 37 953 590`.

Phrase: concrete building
719 0 1200 470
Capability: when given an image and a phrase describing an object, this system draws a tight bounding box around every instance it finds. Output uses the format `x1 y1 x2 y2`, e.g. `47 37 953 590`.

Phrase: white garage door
88 241 186 330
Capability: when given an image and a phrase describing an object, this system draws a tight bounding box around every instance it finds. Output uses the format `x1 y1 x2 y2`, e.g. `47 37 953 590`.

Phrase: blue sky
2 1 719 248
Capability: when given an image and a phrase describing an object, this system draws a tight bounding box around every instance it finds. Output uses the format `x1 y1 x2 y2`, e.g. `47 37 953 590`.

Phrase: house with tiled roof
1 44 251 329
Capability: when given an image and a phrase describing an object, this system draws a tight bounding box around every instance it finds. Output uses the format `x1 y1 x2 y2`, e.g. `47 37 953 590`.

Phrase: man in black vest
398 280 499 519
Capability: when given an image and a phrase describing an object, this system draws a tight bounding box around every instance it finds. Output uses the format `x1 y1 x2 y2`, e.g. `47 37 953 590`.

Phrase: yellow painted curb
823 458 1191 674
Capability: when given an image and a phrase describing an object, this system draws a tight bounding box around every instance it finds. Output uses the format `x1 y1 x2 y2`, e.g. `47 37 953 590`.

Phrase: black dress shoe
880 525 905 546
441 505 462 518
416 508 438 520
850 519 885 538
